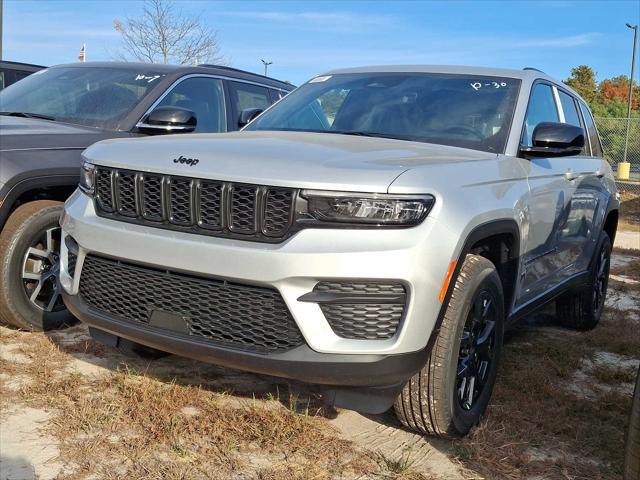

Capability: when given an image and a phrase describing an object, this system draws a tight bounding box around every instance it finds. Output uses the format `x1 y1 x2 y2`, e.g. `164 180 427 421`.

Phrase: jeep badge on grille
173 155 199 166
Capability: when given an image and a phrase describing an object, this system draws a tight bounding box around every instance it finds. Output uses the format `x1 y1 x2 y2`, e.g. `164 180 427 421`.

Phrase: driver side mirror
137 106 197 134
238 107 264 128
520 122 584 158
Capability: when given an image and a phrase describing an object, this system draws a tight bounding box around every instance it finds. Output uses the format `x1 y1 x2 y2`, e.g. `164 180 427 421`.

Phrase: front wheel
394 254 504 437
0 201 75 330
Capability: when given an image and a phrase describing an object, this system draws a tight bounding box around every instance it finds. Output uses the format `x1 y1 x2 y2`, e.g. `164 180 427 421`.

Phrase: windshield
247 72 521 153
0 66 167 129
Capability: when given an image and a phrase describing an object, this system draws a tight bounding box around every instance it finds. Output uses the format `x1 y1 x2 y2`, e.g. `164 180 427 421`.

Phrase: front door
516 82 578 307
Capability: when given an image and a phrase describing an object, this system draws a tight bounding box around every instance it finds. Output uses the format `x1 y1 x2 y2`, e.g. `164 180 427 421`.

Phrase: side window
0 71 5 90
269 89 286 103
156 77 225 133
579 102 603 158
522 83 559 146
228 81 270 129
14 71 32 82
558 91 581 127
558 90 590 155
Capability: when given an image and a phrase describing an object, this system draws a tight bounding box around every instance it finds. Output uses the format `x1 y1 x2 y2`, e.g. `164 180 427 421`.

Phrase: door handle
564 170 579 181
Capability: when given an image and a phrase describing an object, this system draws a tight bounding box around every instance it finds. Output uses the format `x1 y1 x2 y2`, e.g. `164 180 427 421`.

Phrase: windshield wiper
0 111 56 121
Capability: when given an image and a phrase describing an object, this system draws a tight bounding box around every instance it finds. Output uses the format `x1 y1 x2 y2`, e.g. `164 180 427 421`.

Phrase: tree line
564 66 639 165
564 65 639 118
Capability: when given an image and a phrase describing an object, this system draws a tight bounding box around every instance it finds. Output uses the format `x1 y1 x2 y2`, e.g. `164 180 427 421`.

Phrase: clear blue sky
3 0 639 85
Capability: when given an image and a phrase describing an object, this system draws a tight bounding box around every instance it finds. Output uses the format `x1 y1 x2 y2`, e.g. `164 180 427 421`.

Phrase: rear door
226 81 271 130
554 89 604 277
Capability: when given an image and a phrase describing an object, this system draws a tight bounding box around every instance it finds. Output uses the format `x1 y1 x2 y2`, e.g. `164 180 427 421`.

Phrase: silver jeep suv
60 65 619 436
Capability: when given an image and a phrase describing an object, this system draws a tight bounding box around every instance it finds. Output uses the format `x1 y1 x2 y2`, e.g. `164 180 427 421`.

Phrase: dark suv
0 61 293 330
0 60 45 90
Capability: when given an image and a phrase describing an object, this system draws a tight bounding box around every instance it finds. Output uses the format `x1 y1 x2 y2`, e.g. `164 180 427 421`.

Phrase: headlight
79 161 96 195
298 191 434 227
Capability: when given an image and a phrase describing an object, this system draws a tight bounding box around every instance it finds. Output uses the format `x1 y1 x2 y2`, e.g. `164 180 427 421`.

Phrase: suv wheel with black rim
394 254 504 437
556 231 611 331
0 201 75 330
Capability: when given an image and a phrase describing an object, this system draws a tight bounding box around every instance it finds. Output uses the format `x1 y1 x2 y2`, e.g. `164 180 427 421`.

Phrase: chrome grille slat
93 167 295 242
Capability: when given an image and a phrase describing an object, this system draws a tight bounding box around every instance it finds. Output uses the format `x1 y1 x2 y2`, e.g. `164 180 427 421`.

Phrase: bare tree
114 0 226 65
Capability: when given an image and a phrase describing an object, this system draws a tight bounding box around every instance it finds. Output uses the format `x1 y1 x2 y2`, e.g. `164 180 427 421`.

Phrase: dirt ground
1 232 638 480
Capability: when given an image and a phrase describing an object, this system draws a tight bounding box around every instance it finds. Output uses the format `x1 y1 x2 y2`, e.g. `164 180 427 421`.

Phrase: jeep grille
94 167 295 242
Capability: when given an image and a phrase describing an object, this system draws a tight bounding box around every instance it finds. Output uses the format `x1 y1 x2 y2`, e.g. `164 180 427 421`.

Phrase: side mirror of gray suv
137 106 197 134
238 108 264 128
520 122 585 157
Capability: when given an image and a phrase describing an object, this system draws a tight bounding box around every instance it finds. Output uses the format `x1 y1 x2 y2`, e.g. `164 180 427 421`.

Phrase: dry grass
0 327 435 480
619 191 640 231
453 251 640 480
592 365 637 385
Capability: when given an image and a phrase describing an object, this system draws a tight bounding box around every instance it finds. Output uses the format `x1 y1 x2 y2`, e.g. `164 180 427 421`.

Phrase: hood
84 130 495 193
0 116 113 152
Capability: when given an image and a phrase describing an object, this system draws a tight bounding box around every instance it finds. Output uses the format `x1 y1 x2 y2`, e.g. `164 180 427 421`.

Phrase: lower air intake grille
67 252 77 277
79 255 304 353
314 281 406 340
320 303 405 340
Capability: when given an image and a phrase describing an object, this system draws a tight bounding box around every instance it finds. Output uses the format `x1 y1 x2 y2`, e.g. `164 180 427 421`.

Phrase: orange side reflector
438 260 457 302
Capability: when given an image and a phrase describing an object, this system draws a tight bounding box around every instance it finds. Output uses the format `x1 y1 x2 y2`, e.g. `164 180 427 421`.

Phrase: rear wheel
556 231 611 330
0 201 75 330
394 254 504 437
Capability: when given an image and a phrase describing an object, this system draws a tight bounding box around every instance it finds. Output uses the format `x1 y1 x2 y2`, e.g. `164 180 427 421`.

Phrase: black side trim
508 271 590 323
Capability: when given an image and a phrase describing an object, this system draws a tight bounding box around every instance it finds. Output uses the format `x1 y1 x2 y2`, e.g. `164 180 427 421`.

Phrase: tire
0 200 75 331
394 254 504 437
625 367 640 480
556 231 611 331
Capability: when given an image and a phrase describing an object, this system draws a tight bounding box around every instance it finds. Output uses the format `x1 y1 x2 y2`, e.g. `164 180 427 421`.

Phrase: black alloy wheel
456 288 498 411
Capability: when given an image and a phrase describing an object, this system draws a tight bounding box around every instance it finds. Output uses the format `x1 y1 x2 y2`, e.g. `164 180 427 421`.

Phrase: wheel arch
0 176 78 232
603 208 618 246
425 219 521 357
438 219 521 321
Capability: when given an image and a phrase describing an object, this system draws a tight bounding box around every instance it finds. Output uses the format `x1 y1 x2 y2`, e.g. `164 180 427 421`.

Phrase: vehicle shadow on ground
43 307 559 421
44 323 335 416
42 323 466 475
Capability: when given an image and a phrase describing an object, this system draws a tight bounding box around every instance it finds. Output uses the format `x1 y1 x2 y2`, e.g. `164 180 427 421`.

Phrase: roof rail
523 67 545 73
197 64 290 84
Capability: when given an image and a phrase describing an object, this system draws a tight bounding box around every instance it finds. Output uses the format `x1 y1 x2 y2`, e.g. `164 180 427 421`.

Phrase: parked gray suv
60 65 619 436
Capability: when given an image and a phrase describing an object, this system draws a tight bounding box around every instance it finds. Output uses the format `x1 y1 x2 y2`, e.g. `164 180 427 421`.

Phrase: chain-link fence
595 117 640 193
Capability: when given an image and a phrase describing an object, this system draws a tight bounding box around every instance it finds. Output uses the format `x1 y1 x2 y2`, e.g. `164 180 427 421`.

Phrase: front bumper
61 189 458 356
63 290 428 388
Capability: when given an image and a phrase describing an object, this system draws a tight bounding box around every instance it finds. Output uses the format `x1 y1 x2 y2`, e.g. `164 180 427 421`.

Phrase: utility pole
261 59 272 77
623 23 638 165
